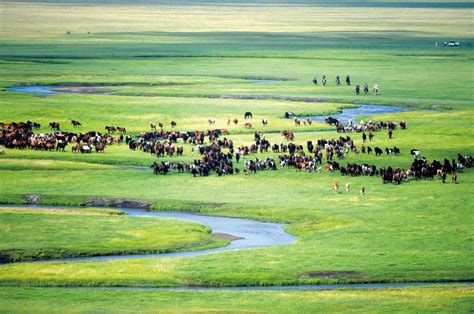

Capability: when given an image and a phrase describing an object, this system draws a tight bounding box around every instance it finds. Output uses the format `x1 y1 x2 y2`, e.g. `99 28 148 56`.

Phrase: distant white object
444 40 460 47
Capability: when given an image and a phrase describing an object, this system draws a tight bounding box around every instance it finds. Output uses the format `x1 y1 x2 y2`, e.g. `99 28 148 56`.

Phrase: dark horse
244 112 253 119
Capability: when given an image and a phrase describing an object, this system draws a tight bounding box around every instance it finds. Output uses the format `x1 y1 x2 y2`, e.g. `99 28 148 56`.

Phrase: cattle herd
1 115 472 189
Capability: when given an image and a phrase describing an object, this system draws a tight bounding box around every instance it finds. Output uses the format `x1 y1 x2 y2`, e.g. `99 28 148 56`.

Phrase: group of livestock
2 118 471 186
0 121 122 153
135 125 471 185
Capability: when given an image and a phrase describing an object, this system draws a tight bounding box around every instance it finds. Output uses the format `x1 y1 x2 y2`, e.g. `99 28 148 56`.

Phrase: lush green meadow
0 208 225 262
0 0 473 311
1 285 473 313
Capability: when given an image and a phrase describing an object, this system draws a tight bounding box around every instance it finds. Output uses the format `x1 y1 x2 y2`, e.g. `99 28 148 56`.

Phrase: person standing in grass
364 83 369 95
336 75 341 85
322 75 327 86
355 84 360 95
346 75 351 85
373 84 379 94
312 75 318 85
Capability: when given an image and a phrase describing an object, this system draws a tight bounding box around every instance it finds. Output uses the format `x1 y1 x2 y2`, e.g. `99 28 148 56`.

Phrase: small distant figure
359 186 365 195
355 84 360 95
452 173 457 183
435 41 438 47
227 117 231 125
332 181 340 193
364 83 369 95
373 84 379 95
346 75 351 86
368 132 374 141
322 75 327 86
335 75 341 85
388 128 393 139
362 132 367 143
442 172 447 183
312 75 318 85
345 183 351 192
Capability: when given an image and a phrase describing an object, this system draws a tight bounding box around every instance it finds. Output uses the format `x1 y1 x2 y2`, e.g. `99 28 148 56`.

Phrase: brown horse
332 181 339 193
150 122 157 130
49 122 60 131
281 130 294 141
71 120 81 127
116 127 126 133
105 126 116 133
95 142 105 153
171 121 177 128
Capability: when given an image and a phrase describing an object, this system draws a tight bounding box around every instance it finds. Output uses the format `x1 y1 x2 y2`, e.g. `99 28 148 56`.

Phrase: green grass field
1 285 473 313
0 208 226 262
0 0 473 311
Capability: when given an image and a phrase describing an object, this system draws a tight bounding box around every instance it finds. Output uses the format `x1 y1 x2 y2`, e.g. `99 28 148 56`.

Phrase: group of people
355 83 379 95
312 74 351 86
311 74 379 95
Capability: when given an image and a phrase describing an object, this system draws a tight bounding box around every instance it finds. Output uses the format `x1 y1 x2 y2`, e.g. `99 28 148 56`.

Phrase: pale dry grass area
1 3 472 39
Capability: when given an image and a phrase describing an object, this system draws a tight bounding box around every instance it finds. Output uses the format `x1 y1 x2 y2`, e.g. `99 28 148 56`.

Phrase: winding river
4 205 296 262
2 205 471 290
8 85 408 124
308 104 407 124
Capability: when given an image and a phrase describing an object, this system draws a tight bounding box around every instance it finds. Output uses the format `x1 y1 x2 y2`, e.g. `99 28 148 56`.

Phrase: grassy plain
0 285 473 313
0 0 473 311
0 208 226 262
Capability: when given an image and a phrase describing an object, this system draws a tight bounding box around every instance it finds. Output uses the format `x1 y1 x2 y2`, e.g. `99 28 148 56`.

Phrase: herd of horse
1 117 472 187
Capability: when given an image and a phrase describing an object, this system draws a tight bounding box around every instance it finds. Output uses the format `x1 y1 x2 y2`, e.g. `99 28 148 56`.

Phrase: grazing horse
284 112 295 119
150 122 157 130
332 181 340 193
294 118 301 126
116 127 126 133
244 112 253 119
374 147 383 156
324 117 339 126
244 122 252 129
95 142 105 153
158 122 164 129
170 121 177 128
305 118 312 126
400 120 407 130
359 186 365 195
208 118 215 125
71 120 81 127
261 119 268 126
345 183 351 192
411 149 421 158
49 122 60 131
281 130 294 141
105 126 116 133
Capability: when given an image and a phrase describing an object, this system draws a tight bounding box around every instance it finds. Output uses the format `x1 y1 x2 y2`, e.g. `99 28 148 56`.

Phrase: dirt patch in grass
50 87 115 95
299 271 363 279
190 202 226 208
212 233 244 241
24 194 41 204
84 197 150 210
